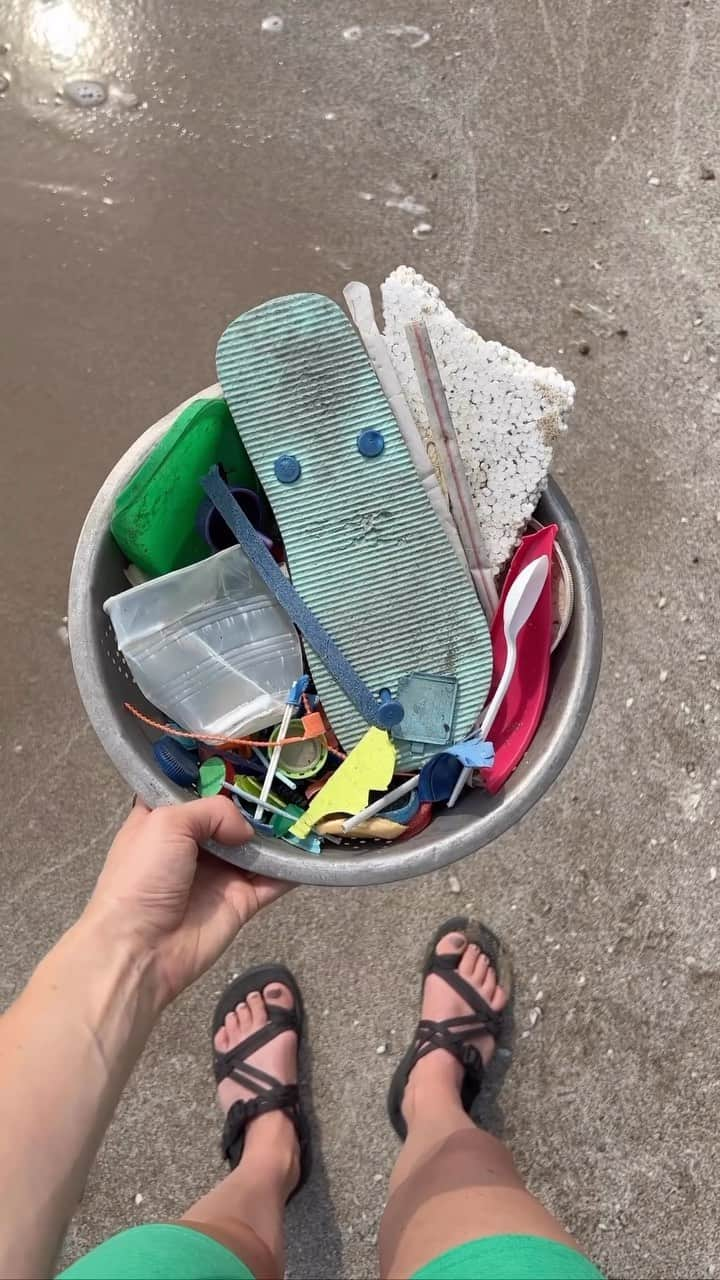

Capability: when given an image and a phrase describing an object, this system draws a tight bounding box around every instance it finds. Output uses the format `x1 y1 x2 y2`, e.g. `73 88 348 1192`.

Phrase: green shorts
60 1222 604 1279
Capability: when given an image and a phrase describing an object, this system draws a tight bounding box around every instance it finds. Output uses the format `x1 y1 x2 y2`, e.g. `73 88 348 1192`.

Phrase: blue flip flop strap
201 467 403 731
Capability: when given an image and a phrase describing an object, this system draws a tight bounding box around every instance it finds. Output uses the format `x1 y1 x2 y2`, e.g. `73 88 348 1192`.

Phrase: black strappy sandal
211 964 312 1200
388 916 512 1140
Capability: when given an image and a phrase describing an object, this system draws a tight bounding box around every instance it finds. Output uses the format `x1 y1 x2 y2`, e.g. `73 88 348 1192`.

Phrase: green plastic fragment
111 398 257 577
197 757 227 797
270 802 304 837
198 760 322 853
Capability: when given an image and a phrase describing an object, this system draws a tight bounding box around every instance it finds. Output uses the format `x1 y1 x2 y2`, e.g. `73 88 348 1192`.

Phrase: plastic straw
342 774 419 833
255 676 308 821
251 746 296 790
404 320 499 620
223 780 293 823
343 281 471 574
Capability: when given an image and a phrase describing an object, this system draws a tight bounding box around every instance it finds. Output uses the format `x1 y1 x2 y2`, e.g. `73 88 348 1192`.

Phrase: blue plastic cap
274 453 301 484
288 674 310 706
417 752 464 802
357 429 385 458
376 691 405 728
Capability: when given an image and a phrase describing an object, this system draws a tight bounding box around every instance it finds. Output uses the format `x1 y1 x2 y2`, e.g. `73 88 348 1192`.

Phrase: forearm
0 910 164 1278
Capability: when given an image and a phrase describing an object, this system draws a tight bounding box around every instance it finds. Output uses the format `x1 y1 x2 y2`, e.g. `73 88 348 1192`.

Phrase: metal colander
68 385 602 887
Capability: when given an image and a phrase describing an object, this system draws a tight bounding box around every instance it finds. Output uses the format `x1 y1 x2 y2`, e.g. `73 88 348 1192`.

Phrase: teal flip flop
216 293 493 766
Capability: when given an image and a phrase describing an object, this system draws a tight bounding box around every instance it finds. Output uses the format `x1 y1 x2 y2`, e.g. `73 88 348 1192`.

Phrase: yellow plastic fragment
289 728 396 839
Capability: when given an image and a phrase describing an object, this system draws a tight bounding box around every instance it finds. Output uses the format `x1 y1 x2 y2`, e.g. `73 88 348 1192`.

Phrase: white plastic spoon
447 554 550 808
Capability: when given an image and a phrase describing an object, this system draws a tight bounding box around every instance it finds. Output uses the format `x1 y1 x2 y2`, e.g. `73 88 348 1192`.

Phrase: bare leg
181 985 299 1280
379 933 581 1279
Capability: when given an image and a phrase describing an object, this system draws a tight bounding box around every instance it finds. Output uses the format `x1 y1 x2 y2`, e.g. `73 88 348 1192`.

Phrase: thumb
153 795 254 849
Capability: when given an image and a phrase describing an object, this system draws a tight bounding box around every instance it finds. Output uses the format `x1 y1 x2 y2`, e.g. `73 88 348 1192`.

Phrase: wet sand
1 1 720 1275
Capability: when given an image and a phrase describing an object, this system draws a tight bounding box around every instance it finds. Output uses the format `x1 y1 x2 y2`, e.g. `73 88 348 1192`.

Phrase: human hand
85 797 290 1006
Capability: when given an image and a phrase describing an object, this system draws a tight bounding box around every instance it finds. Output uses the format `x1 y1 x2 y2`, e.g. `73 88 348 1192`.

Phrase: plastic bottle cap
269 717 328 779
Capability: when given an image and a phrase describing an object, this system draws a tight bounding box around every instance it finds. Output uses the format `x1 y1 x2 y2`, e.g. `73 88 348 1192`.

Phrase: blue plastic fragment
218 749 266 779
244 813 277 837
229 794 321 853
201 467 404 732
165 722 199 749
393 673 459 751
287 674 310 707
377 687 405 729
417 752 464 803
153 736 200 787
281 831 323 855
385 787 421 824
357 429 385 457
274 453 301 484
413 738 494 802
443 737 495 769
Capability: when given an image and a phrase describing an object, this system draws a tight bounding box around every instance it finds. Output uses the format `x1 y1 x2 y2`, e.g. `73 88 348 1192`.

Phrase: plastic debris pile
104 267 576 855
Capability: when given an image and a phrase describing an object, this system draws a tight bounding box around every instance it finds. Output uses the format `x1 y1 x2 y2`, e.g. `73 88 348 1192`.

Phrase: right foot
402 932 508 1129
214 982 300 1193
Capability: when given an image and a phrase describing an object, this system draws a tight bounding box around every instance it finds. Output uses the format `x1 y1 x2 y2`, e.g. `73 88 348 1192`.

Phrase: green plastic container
110 397 256 577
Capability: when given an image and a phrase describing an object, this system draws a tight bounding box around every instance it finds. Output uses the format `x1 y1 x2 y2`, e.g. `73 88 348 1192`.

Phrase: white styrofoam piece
382 266 575 575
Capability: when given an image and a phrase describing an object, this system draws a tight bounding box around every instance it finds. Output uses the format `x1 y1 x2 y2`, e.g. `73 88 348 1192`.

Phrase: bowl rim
69 384 603 887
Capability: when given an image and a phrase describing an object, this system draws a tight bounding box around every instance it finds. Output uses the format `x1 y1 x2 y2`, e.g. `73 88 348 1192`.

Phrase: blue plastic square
393 673 459 754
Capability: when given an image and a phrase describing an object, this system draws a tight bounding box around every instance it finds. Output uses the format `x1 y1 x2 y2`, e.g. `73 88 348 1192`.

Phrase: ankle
402 1056 465 1131
241 1111 300 1193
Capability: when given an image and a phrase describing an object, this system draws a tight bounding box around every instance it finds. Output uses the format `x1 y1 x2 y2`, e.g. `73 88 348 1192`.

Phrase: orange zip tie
124 701 328 749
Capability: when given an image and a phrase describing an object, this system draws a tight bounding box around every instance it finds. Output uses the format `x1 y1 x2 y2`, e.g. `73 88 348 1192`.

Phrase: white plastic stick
342 774 419 833
446 662 514 810
343 281 471 576
447 555 550 808
405 320 499 619
224 781 292 823
252 746 296 790
254 701 294 820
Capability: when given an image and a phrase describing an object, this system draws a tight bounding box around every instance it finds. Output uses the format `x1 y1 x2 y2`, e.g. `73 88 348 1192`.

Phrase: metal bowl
69 386 603 887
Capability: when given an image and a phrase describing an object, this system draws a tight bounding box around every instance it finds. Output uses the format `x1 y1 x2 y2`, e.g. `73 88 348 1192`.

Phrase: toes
214 1023 228 1052
478 953 497 1003
459 942 479 978
246 990 267 1028
263 981 294 1011
490 983 506 1013
436 931 467 960
473 952 489 985
235 1001 252 1038
224 1009 239 1042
